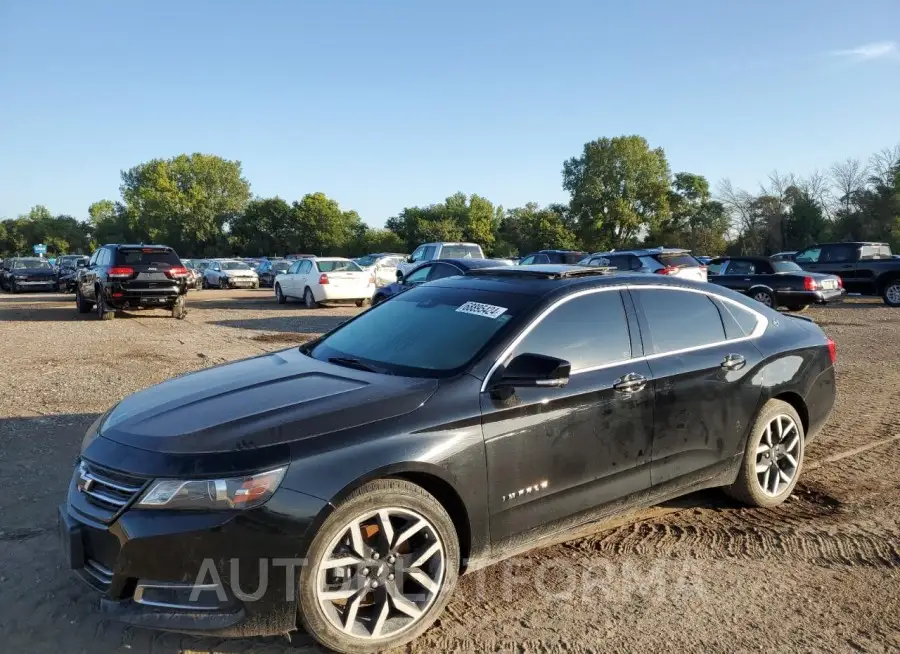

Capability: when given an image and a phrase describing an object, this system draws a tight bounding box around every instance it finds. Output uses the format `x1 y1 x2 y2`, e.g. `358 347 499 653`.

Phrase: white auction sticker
456 301 508 319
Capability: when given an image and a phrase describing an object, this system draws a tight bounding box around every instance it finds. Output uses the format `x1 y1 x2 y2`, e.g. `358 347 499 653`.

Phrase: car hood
99 348 438 454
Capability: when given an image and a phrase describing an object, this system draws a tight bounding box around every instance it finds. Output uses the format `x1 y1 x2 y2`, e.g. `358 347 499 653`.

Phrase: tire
252 282 259 289
96 289 115 321
304 287 319 309
202 276 209 289
883 280 900 307
9 281 18 294
725 399 805 508
275 284 287 304
371 294 383 306
750 288 775 308
171 295 186 320
298 479 460 654
355 299 365 308
75 288 93 314
785 304 809 313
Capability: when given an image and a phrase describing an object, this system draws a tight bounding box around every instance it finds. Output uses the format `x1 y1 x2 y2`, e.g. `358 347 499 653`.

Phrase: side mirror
396 270 404 282
490 353 571 389
407 256 414 264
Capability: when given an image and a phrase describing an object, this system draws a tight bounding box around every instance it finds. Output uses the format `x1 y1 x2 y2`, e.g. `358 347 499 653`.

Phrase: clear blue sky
1 0 898 226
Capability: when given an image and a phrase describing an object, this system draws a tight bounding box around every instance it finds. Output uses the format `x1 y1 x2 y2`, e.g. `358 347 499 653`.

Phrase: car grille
76 461 146 515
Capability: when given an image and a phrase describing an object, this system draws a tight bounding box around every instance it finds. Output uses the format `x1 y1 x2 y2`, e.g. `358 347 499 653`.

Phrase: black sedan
372 257 507 305
708 256 845 311
256 259 292 287
61 266 836 653
3 257 58 292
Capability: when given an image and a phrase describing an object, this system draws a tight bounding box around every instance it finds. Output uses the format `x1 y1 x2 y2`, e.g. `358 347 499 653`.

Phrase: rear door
816 244 860 288
628 287 764 486
482 289 653 541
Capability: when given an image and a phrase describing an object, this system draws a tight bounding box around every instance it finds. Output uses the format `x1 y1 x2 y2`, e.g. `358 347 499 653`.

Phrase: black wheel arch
876 271 900 294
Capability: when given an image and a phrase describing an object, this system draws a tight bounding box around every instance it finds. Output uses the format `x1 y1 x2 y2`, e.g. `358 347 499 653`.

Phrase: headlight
136 467 287 510
15 275 28 280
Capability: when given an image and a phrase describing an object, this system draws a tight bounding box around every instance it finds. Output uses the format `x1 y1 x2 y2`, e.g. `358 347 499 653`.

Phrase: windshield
773 261 803 273
354 255 378 267
221 261 251 270
308 286 530 377
441 244 483 259
13 259 52 270
317 260 363 273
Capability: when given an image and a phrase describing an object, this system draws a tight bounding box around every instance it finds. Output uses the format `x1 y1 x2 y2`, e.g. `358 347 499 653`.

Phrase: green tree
356 228 406 255
119 153 251 255
385 193 497 252
563 135 671 250
498 203 578 255
228 197 292 256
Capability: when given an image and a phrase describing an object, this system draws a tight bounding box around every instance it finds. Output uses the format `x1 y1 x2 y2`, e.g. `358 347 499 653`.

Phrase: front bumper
11 278 56 290
223 277 258 288
60 465 330 636
104 283 183 308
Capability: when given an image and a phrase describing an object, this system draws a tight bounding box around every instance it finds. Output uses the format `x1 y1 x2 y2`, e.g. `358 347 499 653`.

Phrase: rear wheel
171 295 186 319
726 399 805 508
883 280 900 307
355 299 365 308
275 284 287 304
75 287 93 314
304 287 319 309
95 289 114 321
298 479 459 654
750 289 775 308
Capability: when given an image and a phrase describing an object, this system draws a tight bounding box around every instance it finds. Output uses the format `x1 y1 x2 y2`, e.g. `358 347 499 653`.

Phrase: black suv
75 244 190 319
518 249 587 265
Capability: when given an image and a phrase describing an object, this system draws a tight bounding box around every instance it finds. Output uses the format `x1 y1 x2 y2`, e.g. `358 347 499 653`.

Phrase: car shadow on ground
0 293 70 303
213 316 350 334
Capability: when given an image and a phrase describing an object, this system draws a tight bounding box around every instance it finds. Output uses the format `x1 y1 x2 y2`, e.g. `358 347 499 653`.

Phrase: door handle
613 373 647 393
721 354 746 371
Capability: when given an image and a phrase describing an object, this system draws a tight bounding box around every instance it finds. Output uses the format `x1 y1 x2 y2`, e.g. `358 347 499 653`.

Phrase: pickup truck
396 241 485 279
793 242 900 306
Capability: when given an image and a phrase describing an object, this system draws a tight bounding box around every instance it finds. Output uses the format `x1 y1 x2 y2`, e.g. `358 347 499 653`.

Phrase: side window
97 249 109 267
639 255 663 271
288 261 302 274
300 260 313 274
519 255 535 265
714 298 762 339
634 289 726 354
822 244 858 263
706 260 727 275
510 291 632 371
533 254 550 264
427 263 462 281
404 265 432 284
605 255 631 270
88 250 99 267
725 260 756 275
795 248 821 263
409 247 424 263
421 246 437 261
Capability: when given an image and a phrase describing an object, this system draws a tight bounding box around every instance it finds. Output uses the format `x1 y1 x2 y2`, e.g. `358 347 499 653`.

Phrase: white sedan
202 259 260 289
274 257 375 308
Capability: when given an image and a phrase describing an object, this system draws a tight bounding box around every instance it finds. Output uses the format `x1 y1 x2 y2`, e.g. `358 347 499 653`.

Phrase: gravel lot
1 289 898 653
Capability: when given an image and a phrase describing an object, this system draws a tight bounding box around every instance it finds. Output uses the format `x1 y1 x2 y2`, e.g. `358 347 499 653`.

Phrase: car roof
531 249 587 254
812 241 888 247
421 242 480 247
589 247 691 256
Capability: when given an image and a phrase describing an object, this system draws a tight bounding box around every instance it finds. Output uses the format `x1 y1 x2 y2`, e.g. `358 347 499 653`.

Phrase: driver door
481 290 653 542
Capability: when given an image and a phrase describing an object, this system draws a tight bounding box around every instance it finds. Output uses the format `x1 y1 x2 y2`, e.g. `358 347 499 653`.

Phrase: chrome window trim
479 284 768 392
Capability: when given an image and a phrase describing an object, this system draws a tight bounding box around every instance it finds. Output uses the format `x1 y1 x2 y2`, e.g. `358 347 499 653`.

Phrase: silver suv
580 248 708 282
397 242 485 278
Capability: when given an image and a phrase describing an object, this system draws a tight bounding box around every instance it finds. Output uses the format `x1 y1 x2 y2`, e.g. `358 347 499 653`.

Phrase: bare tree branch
868 144 900 186
829 157 868 213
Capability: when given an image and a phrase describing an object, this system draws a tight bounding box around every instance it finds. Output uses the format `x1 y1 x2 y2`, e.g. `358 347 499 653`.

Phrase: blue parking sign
33 244 47 255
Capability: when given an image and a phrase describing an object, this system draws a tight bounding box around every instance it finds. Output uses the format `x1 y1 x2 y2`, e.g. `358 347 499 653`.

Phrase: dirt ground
1 289 898 654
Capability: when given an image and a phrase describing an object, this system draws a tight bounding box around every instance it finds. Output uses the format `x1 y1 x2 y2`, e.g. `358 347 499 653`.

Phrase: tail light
803 276 816 291
826 338 836 364
165 266 190 279
319 273 329 285
107 266 134 279
836 277 843 288
655 266 679 275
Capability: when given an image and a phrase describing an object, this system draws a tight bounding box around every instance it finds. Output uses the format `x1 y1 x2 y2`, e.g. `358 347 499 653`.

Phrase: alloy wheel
753 291 773 307
886 283 900 306
315 507 445 640
755 414 800 496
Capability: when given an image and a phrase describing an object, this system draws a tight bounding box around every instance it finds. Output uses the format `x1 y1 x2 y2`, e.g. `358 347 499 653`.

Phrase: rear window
308 286 531 377
317 260 363 273
440 244 483 259
654 252 700 268
115 248 181 267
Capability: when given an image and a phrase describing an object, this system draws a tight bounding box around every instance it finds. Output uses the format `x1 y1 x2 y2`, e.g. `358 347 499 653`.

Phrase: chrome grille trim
84 559 114 586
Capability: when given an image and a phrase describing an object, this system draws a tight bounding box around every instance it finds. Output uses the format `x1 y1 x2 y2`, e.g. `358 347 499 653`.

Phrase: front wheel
298 479 460 654
75 288 93 314
750 289 775 308
883 280 900 307
355 299 365 308
725 399 805 508
9 281 18 294
275 284 287 304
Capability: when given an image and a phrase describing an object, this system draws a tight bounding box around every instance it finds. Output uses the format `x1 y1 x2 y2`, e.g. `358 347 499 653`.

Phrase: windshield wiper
327 357 379 373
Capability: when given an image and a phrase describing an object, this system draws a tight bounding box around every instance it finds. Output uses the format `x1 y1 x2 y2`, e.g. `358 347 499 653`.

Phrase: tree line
2 138 898 259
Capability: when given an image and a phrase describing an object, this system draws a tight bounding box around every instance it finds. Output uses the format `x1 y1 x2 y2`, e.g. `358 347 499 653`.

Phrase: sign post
33 244 47 257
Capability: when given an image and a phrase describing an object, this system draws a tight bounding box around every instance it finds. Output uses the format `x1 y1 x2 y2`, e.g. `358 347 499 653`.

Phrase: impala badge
502 480 549 502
